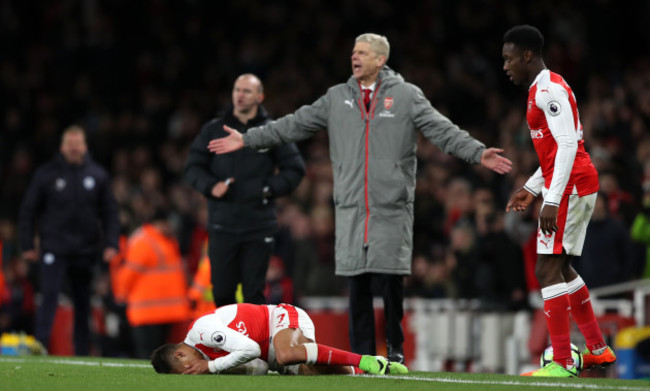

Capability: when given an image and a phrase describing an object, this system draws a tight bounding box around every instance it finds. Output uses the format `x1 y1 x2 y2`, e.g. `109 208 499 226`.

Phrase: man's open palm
208 125 245 154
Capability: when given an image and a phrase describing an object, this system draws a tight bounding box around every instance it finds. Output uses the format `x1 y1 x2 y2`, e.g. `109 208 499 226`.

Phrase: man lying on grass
151 303 408 375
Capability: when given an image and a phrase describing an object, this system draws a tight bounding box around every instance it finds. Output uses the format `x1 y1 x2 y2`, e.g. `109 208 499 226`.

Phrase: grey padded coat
243 67 486 276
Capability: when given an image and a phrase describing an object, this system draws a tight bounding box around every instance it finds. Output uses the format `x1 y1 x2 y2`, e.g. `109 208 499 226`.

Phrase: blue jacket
18 154 119 257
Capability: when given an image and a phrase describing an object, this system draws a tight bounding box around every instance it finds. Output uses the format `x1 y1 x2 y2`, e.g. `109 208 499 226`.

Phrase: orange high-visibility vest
188 254 216 318
109 235 128 300
119 224 190 326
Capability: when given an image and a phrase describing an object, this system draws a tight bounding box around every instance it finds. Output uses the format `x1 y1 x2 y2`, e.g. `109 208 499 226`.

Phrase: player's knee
274 347 302 366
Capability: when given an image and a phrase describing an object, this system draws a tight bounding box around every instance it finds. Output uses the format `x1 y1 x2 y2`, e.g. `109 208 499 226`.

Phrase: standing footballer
502 25 616 377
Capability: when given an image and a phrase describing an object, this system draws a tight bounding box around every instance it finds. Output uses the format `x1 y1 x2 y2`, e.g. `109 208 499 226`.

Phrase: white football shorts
537 191 596 255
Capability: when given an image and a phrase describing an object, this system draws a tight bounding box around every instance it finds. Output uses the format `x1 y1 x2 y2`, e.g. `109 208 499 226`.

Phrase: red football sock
542 284 573 368
567 278 606 352
303 343 362 366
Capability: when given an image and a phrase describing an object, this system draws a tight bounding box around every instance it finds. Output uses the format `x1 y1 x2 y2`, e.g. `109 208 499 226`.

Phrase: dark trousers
208 230 274 306
348 273 404 355
35 254 93 356
131 324 171 359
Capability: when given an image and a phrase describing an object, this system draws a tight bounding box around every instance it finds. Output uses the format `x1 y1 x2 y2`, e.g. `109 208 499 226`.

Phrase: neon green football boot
388 361 409 374
359 355 388 375
521 361 578 377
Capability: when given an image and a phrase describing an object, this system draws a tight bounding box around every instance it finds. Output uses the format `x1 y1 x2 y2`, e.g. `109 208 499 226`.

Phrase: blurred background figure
184 74 305 307
114 209 190 359
264 255 294 305
17 125 119 355
575 193 635 290
630 170 650 280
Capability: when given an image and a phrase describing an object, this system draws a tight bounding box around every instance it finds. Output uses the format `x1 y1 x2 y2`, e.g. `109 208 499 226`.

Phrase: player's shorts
266 304 315 375
537 191 596 255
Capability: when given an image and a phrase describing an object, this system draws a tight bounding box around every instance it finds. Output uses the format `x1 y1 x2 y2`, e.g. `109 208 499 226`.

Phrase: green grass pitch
1 356 648 391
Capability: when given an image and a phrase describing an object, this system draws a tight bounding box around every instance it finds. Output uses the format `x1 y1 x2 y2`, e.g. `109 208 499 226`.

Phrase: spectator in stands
17 125 119 355
264 256 294 305
184 74 305 306
472 187 527 310
575 193 635 289
631 177 650 279
209 33 511 364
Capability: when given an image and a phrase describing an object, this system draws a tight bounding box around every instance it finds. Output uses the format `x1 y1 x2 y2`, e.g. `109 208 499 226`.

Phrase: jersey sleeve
535 83 578 206
524 167 544 196
185 314 262 374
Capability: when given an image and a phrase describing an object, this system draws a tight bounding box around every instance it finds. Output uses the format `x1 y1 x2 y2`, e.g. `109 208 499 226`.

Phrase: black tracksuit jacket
184 105 305 234
18 154 119 257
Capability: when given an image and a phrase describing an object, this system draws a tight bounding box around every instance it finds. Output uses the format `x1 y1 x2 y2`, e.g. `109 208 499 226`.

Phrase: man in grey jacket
209 33 512 363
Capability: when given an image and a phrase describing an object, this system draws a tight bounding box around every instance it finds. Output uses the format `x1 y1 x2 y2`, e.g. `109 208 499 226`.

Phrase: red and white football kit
184 303 315 374
522 69 607 370
523 69 599 255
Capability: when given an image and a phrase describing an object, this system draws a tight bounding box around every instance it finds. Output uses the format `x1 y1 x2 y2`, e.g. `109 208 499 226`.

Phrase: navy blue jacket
18 154 119 257
184 105 305 234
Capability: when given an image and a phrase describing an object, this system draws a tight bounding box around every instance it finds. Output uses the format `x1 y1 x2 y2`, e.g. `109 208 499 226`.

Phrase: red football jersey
526 70 598 205
185 303 270 368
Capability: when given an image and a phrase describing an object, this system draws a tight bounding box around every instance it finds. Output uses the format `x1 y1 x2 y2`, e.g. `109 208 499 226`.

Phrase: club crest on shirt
384 97 393 110
547 101 561 117
83 176 95 190
55 178 66 191
211 331 226 346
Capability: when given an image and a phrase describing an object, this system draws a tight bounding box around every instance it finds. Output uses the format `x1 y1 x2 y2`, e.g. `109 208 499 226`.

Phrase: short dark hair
151 343 177 374
503 25 544 55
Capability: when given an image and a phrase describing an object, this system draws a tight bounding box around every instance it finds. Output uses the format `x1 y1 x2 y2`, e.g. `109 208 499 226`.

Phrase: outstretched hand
207 125 245 154
506 188 536 212
480 148 512 174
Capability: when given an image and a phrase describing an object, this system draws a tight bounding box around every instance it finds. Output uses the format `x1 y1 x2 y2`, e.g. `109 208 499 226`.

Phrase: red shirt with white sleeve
184 303 270 373
523 69 599 206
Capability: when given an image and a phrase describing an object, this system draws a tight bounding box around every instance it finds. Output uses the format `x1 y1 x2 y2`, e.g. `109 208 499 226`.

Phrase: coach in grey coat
209 33 512 363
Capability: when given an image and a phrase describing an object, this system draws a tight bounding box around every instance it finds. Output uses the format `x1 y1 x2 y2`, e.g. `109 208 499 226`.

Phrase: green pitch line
1 356 648 391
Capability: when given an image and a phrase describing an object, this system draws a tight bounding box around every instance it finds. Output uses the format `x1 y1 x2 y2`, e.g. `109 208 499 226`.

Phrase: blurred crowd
1 0 650 356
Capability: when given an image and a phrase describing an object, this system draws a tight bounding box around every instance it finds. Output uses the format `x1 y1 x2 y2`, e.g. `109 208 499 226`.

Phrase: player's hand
211 178 234 198
103 247 118 263
22 250 38 262
182 360 210 375
207 125 245 154
480 148 512 174
539 204 559 235
506 188 535 212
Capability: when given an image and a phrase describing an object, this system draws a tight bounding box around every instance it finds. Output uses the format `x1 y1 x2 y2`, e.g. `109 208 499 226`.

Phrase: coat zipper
357 81 380 246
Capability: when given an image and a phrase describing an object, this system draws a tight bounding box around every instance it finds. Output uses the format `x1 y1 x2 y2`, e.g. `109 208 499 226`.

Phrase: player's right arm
185 314 262 374
221 359 269 375
506 168 542 212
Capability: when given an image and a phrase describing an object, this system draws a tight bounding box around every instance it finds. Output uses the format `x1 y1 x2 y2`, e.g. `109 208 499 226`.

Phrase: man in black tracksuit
185 74 305 306
18 125 119 355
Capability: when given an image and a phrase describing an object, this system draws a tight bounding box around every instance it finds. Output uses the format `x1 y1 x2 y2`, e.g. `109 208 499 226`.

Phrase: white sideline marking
364 374 649 390
1 358 644 390
0 357 150 368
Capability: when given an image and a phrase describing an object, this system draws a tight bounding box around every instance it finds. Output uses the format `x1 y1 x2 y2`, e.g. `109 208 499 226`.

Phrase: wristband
224 178 231 186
